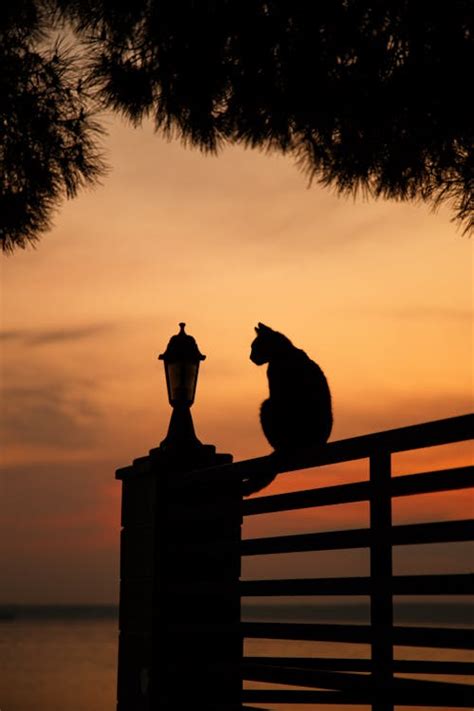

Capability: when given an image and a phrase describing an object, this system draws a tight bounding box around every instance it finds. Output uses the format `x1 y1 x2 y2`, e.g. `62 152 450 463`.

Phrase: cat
251 322 333 452
243 322 333 496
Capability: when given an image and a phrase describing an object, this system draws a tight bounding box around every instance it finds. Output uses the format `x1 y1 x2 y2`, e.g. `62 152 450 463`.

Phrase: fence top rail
240 465 472 516
177 413 473 487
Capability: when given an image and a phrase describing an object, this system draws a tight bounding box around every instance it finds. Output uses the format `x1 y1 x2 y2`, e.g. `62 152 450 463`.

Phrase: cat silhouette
250 322 333 452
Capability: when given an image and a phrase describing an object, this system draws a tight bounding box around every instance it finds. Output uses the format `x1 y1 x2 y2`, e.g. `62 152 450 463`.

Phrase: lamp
158 323 206 451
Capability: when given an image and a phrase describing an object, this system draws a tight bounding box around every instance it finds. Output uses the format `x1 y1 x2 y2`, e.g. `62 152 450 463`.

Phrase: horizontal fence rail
240 572 474 596
179 414 473 487
244 656 474 674
242 621 474 648
241 518 474 554
241 688 474 707
241 465 473 516
234 414 474 710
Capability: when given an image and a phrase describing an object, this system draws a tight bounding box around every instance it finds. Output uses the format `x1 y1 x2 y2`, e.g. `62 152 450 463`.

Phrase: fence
117 413 473 709
240 413 474 709
186 413 473 709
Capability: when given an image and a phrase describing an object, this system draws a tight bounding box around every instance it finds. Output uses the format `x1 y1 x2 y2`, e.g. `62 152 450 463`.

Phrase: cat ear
258 322 270 331
255 326 260 333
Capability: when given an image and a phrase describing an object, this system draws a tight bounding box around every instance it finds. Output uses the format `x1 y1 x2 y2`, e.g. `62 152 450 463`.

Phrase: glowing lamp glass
164 360 199 406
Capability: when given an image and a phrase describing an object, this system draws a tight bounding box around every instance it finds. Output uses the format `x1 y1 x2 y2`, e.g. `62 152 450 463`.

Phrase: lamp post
158 322 206 452
116 324 238 710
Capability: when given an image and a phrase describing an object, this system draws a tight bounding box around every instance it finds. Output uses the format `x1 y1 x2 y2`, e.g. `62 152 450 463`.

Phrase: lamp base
157 404 205 454
145 405 233 471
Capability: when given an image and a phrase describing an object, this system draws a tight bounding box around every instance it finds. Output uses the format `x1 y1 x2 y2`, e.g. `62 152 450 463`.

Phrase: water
0 617 117 711
0 608 472 711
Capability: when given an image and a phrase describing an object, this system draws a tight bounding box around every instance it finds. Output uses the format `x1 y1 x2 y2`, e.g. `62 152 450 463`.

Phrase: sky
0 115 472 604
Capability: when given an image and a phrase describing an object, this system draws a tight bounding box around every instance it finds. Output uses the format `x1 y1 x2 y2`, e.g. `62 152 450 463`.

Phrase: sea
0 604 472 711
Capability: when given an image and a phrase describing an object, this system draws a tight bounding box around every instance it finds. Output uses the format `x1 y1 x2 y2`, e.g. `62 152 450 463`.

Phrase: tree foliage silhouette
2 1 472 251
0 1 104 252
61 0 474 232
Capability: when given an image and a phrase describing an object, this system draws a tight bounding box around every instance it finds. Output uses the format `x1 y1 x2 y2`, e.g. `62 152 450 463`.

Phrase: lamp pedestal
116 443 237 710
158 404 203 453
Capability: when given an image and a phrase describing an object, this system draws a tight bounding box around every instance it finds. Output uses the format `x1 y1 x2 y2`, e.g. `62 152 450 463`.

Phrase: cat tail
241 455 279 496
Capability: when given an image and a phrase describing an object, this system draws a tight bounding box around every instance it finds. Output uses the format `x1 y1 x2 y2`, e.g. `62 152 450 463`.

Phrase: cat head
250 323 292 364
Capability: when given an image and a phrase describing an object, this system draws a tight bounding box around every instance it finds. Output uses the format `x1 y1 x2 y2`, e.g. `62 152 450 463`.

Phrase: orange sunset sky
0 115 472 604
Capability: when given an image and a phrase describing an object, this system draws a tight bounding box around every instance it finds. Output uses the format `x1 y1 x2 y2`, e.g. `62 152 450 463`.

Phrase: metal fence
228 413 473 709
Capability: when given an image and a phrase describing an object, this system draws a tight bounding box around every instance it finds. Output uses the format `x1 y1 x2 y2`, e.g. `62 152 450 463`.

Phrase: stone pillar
116 444 240 710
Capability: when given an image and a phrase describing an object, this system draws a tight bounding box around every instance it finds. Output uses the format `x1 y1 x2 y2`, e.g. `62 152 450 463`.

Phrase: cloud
0 382 103 448
0 323 114 346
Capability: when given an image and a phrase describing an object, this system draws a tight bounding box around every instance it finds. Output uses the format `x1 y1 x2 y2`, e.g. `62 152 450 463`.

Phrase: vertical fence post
370 451 394 711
